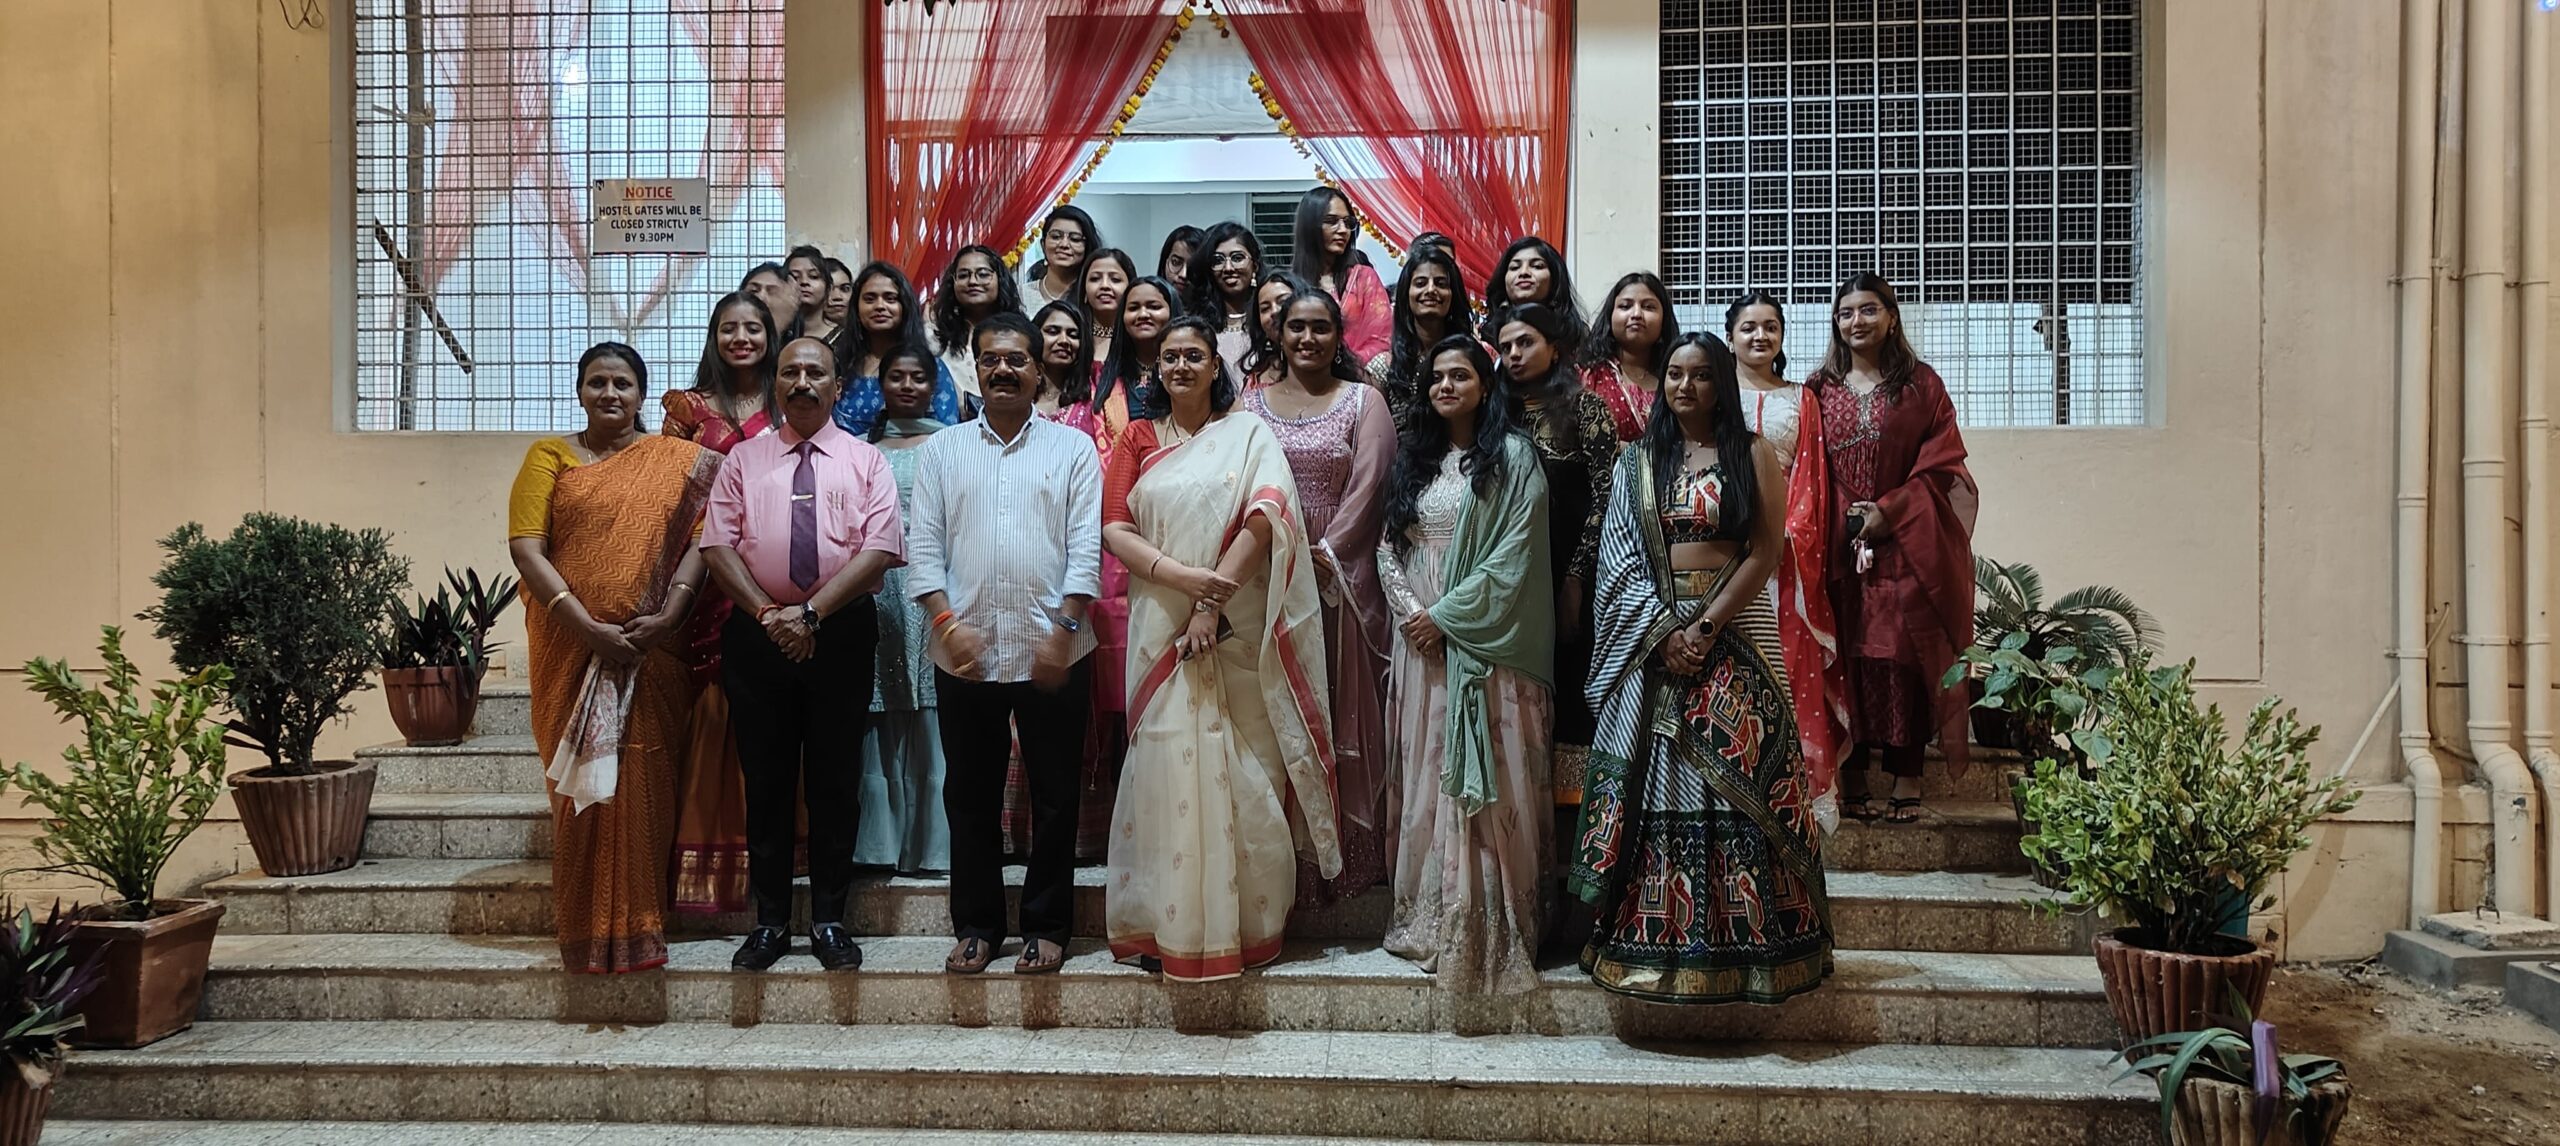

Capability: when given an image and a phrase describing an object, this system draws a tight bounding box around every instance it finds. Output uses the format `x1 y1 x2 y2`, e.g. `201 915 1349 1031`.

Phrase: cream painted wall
0 0 2537 958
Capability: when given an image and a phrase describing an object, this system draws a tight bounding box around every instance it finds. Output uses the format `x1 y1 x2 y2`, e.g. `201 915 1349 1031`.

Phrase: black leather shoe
732 926 789 971
811 923 863 972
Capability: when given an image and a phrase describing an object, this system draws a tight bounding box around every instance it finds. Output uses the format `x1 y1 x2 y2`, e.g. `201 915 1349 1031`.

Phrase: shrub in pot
2016 652 2357 1043
1963 555 2159 750
2116 1005 2349 1146
3 628 230 1048
379 566 518 746
141 514 409 877
0 903 106 1145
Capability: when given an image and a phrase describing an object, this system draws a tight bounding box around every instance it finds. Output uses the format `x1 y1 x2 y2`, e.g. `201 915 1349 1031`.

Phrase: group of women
506 183 1976 1008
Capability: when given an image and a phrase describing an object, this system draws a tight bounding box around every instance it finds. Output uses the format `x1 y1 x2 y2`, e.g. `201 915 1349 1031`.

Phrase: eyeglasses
978 353 1033 371
954 267 999 283
1834 304 1885 322
1210 250 1255 267
1159 349 1213 367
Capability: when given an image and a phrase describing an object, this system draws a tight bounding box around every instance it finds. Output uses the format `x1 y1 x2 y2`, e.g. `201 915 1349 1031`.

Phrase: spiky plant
380 566 517 684
1974 555 2161 665
0 903 105 1089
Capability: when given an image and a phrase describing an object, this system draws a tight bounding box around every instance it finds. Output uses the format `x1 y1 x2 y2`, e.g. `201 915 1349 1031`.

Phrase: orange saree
517 433 720 973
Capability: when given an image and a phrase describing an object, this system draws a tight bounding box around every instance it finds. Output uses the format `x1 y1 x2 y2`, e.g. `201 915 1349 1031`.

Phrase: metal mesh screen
353 0 786 432
1659 0 2144 426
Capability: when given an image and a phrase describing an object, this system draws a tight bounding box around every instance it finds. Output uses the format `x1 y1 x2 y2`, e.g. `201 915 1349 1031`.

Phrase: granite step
351 789 2023 873
196 933 2114 1048
473 682 531 738
204 862 2096 955
357 735 2030 803
40 1124 1617 1146
56 1021 2152 1144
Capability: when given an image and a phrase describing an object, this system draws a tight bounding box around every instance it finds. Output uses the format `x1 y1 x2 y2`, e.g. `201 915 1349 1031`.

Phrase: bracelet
1148 554 1164 580
759 604 788 622
930 609 956 630
544 588 575 613
669 582 696 596
934 620 962 641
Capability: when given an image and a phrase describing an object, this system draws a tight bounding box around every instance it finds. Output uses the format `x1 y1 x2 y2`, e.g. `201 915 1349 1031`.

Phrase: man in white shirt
906 310 1102 976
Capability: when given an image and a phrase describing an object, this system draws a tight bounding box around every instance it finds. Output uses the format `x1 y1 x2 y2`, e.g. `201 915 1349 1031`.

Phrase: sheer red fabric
1221 0 1572 287
868 0 1183 285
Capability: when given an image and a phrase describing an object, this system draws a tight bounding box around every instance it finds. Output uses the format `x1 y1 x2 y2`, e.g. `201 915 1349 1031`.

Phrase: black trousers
1848 742 1927 779
722 601 876 929
937 661 1089 947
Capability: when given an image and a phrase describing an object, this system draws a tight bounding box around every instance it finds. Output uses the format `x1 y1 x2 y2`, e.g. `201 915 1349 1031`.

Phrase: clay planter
66 898 225 1049
0 1073 49 1146
2093 928 2277 1045
382 665 478 746
2169 1076 2351 1146
231 758 378 877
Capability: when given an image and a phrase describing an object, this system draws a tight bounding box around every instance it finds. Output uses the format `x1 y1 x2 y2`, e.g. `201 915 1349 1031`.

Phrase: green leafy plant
139 514 409 776
1947 637 2120 761
2116 993 2347 1146
2016 652 2358 954
0 903 105 1089
3 628 232 920
380 567 519 680
1974 555 2162 663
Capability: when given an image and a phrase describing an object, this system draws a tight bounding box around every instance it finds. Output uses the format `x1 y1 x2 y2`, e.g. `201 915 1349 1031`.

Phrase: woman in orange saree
508 343 722 973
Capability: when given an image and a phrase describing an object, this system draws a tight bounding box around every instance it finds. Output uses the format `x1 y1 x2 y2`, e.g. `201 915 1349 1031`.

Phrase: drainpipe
2396 0 2451 926
2459 0 2538 918
2518 8 2560 916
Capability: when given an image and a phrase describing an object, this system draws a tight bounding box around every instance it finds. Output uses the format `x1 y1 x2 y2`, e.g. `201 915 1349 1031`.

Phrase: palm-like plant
1975 555 2161 665
0 903 105 1089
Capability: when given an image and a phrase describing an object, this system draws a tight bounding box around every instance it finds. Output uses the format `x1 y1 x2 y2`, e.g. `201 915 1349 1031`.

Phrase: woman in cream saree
1101 317 1344 981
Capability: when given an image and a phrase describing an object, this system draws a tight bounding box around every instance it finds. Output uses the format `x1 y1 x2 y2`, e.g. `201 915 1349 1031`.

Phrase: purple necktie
790 441 819 591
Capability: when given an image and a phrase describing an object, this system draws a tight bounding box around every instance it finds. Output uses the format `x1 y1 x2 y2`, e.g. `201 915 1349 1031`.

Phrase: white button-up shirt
905 412 1103 683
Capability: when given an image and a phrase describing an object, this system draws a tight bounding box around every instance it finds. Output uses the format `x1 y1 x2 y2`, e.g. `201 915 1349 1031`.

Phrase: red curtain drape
1221 0 1572 288
869 0 1184 285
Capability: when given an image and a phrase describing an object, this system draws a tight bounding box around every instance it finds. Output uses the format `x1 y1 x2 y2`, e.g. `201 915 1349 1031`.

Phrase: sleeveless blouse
1744 384 1808 470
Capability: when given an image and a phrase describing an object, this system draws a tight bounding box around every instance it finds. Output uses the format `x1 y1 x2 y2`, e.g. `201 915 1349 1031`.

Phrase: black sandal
1886 797 1925 825
1842 793 1883 822
1015 939 1066 975
944 937 994 975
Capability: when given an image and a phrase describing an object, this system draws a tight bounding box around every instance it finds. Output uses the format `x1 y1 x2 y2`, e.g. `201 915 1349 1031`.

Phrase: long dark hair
932 243 1022 355
1645 331 1758 542
867 342 943 443
1099 275 1185 410
1029 300 1094 408
1290 186 1370 286
1724 288 1790 377
1242 270 1313 382
1382 244 1478 411
1275 286 1368 387
1497 302 1578 441
1185 221 1262 319
690 291 779 424
1157 225 1206 283
846 260 932 374
1481 236 1584 350
1581 271 1678 375
1817 271 1918 395
1384 335 1517 558
1069 248 1139 324
1028 205 1102 283
1132 316 1235 421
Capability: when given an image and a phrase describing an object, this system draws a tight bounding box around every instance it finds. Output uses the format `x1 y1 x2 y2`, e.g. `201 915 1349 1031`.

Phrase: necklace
1091 321 1115 343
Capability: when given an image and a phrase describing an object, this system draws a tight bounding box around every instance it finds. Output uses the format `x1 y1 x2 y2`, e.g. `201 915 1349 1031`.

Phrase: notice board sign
593 178 710 254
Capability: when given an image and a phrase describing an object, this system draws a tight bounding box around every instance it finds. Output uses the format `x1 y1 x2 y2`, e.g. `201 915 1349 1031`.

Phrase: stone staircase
57 683 2150 1144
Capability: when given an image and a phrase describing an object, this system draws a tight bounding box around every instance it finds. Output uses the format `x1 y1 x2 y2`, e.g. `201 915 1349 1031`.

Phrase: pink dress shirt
701 420 906 606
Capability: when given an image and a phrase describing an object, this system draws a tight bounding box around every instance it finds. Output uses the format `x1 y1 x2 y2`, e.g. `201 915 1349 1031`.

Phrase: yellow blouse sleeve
507 438 582 540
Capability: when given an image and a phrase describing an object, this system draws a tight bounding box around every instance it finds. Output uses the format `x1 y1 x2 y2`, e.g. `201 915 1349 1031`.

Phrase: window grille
1658 0 2143 426
1250 193 1299 271
353 0 786 432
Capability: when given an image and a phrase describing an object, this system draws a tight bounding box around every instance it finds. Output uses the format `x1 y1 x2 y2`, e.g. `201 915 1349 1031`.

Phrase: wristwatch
800 603 822 632
1054 613 1083 634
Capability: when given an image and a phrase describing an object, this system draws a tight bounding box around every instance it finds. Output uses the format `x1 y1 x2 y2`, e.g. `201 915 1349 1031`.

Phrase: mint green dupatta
1428 434 1555 814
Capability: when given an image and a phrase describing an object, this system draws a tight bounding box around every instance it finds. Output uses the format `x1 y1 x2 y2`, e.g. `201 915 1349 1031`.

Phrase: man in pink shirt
702 336 905 972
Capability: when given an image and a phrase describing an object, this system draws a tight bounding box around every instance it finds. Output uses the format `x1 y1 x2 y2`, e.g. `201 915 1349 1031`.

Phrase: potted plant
3 627 230 1049
0 903 106 1144
1964 556 2159 749
379 567 518 746
2017 653 2358 1043
141 514 409 877
2117 1005 2350 1146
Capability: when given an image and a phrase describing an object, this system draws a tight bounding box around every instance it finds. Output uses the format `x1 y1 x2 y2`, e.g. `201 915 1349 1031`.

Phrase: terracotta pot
66 898 225 1049
231 759 378 877
382 666 478 747
2093 927 2277 1045
0 1072 49 1146
2169 1076 2351 1146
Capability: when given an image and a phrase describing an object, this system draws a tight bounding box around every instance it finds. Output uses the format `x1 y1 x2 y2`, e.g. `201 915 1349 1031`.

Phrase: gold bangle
544 588 575 613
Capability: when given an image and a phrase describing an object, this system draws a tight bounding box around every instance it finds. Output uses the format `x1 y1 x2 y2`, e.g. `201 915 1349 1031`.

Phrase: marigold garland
1008 7 1196 266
